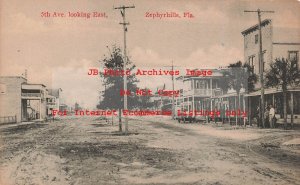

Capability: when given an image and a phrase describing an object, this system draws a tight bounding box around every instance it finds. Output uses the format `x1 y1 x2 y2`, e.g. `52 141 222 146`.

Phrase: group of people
256 104 277 128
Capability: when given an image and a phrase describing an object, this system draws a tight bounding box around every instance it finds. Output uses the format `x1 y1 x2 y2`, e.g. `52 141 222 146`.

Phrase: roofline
0 76 27 81
175 68 230 80
241 19 272 36
273 42 300 45
23 83 46 87
47 88 63 91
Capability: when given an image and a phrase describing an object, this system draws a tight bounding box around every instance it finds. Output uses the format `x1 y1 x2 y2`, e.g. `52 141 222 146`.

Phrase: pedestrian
269 104 275 128
264 105 270 128
256 105 260 127
214 106 218 124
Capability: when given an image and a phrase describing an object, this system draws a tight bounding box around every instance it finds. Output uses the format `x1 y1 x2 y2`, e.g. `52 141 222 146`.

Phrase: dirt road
0 117 299 185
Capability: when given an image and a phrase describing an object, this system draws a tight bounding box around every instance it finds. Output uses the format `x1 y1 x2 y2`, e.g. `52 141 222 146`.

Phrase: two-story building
242 19 300 125
0 76 65 123
46 88 63 116
175 68 229 121
21 83 47 121
0 76 27 123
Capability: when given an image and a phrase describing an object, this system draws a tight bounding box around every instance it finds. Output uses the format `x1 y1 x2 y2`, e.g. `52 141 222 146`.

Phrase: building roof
273 42 300 45
241 19 272 36
47 88 62 98
22 84 47 91
0 76 27 81
245 86 300 97
176 68 228 81
24 83 46 87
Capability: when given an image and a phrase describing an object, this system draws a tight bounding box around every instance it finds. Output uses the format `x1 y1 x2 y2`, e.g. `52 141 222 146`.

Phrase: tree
137 88 154 109
265 58 300 129
220 61 257 126
243 63 258 93
97 45 139 132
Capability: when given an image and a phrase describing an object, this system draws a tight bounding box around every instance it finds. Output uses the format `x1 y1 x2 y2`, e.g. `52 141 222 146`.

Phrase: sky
1 0 299 109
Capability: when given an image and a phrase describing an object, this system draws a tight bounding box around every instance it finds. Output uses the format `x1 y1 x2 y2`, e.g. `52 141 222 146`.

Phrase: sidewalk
133 116 299 142
0 121 42 130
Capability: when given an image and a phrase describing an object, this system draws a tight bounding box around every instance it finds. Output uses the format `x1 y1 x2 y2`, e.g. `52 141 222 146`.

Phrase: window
288 51 299 68
262 50 266 72
195 81 199 89
259 50 266 73
199 80 205 89
248 55 255 73
0 84 6 94
255 34 258 44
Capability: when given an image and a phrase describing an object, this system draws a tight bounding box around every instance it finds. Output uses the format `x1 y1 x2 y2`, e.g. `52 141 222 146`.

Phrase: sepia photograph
0 0 300 184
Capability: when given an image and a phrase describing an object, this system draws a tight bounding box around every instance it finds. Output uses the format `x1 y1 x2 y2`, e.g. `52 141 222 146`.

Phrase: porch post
243 95 246 127
228 97 231 125
39 99 42 121
235 96 237 126
210 78 213 111
291 92 294 128
248 96 251 126
187 96 190 112
192 95 195 117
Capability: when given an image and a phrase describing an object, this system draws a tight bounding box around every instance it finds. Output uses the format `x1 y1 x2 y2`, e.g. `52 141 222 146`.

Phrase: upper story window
262 50 266 71
248 55 255 73
0 84 6 94
288 51 299 67
259 50 266 73
255 34 258 44
195 81 199 89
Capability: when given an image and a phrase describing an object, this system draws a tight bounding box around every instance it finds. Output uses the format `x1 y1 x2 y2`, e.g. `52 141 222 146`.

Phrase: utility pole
164 61 178 120
114 5 135 134
244 9 274 128
171 61 175 119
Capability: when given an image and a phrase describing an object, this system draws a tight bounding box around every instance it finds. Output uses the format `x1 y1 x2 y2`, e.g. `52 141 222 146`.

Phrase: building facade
242 19 300 125
0 76 64 123
242 19 273 77
174 69 227 121
0 76 27 123
47 88 63 116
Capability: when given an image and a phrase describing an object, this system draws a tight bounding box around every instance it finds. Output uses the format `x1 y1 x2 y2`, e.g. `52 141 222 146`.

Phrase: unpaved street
0 117 299 185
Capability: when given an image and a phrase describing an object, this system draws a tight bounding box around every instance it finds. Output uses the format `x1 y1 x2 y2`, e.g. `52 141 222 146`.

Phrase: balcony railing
184 89 212 96
21 93 42 97
213 88 223 96
47 102 56 105
183 88 224 97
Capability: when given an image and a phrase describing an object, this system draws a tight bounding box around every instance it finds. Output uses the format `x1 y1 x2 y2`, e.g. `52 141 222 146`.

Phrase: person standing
269 104 275 128
264 105 270 128
255 105 260 127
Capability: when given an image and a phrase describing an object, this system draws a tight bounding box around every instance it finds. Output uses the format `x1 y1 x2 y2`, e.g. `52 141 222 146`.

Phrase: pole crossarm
244 10 275 13
114 5 135 10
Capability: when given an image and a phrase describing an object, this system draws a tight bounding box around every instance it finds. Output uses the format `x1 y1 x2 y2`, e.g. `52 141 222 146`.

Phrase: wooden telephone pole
164 61 178 119
114 5 135 134
244 9 274 128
